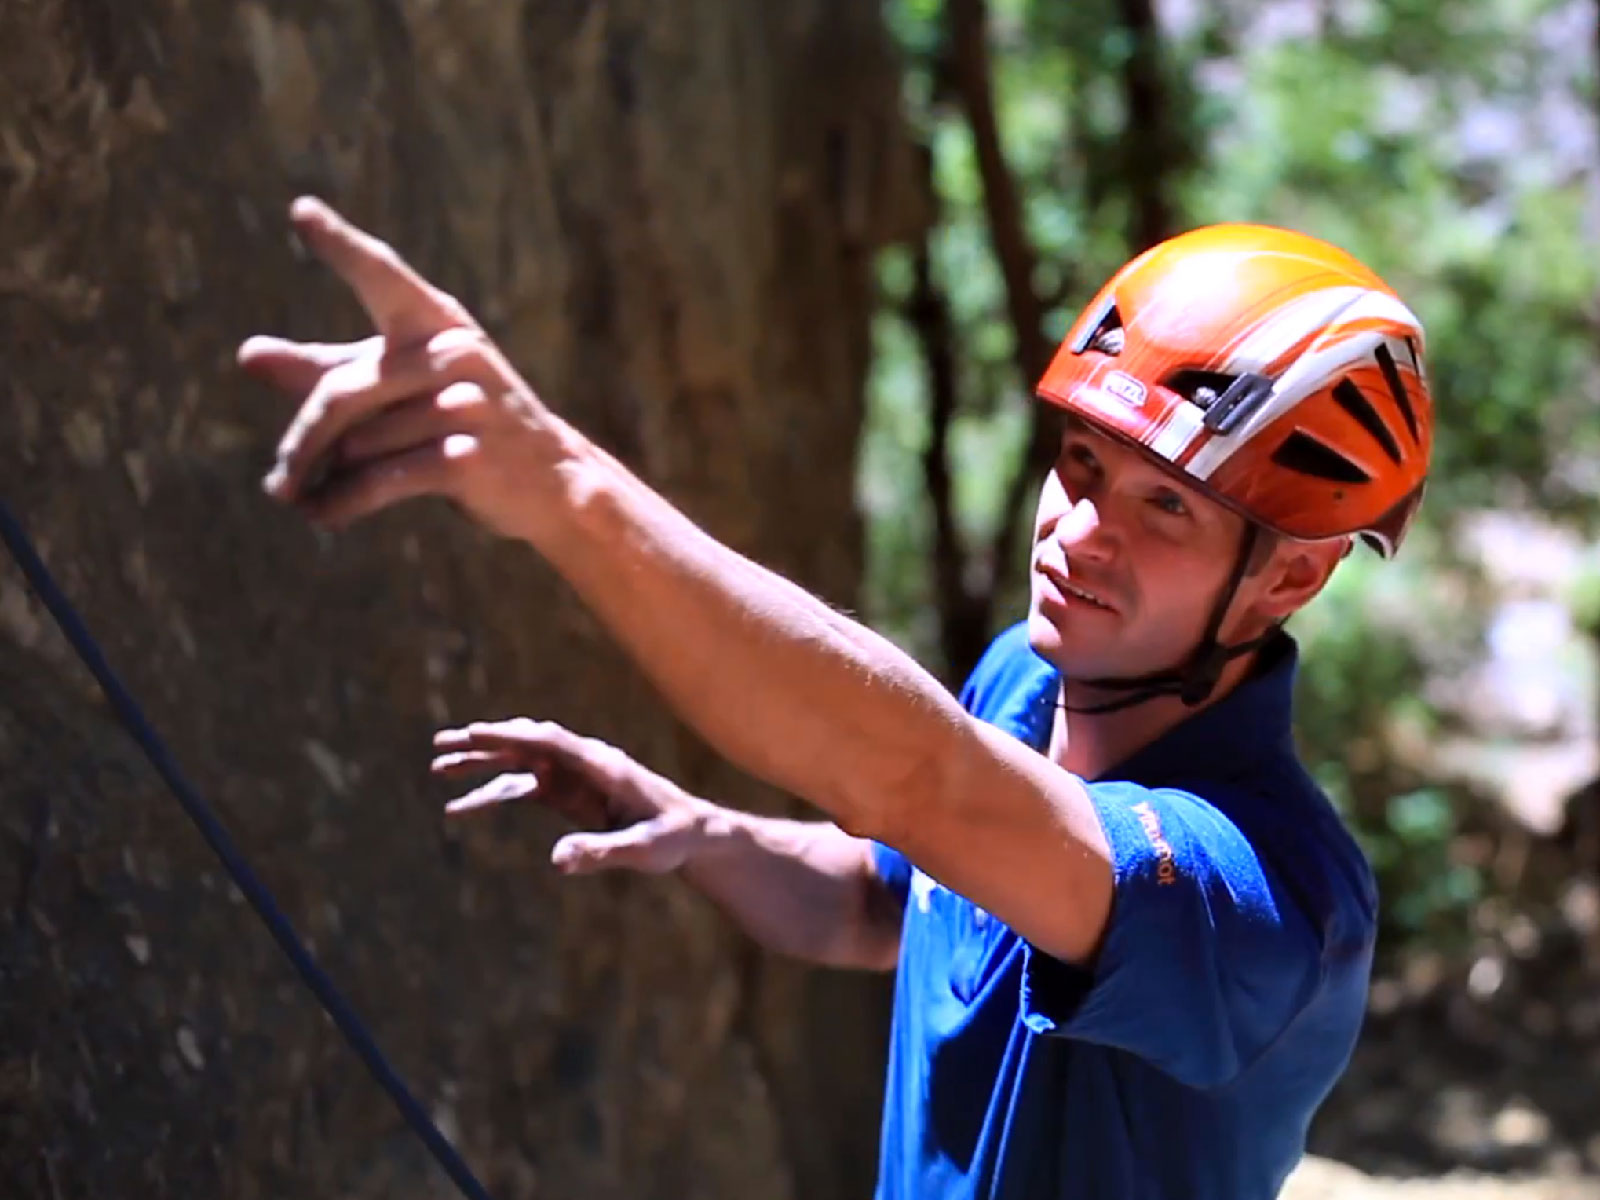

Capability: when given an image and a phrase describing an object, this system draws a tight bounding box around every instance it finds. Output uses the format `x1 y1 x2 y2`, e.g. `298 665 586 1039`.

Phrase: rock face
0 3 919 1197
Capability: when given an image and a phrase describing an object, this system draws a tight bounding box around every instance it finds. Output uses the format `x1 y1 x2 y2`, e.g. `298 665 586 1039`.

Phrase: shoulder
1090 773 1375 951
1269 768 1380 949
1207 767 1380 958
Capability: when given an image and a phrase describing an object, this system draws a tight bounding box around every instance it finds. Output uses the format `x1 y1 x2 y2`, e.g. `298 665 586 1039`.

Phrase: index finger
238 334 382 398
438 720 623 784
435 719 576 756
290 197 471 346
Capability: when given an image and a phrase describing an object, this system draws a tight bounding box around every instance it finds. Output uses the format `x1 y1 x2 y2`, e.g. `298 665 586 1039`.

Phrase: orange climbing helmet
1037 224 1433 557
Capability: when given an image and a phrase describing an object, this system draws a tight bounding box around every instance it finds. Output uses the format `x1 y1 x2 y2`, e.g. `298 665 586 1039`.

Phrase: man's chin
1026 609 1076 670
1027 609 1159 682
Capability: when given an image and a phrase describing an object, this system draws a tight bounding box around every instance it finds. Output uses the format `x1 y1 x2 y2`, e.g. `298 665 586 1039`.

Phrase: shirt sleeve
1020 782 1321 1090
871 841 913 908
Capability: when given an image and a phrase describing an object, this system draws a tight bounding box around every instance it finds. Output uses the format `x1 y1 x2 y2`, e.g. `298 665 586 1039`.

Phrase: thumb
551 816 696 876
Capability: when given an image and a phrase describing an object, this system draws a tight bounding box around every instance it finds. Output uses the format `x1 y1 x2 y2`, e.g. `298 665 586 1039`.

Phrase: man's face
1027 416 1252 682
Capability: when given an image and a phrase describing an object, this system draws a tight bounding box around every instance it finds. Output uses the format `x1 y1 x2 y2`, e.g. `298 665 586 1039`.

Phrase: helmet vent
1332 378 1402 465
1272 431 1371 483
1069 295 1124 356
1375 343 1420 443
1405 337 1423 373
1164 369 1275 434
1164 369 1236 411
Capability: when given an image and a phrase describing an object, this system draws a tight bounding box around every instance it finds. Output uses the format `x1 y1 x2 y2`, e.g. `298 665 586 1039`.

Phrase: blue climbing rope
0 497 495 1200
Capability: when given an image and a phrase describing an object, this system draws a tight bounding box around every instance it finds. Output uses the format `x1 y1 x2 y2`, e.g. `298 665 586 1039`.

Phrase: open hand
240 197 568 539
432 719 708 875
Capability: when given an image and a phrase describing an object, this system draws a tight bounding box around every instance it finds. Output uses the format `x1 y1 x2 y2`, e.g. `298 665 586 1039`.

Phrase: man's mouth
1038 564 1117 612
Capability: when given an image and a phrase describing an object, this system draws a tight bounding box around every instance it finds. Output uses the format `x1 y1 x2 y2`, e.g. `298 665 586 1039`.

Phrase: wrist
500 418 601 548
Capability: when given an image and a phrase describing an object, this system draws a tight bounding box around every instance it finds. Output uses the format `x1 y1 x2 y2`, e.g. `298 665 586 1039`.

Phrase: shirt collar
1106 633 1300 788
1010 633 1301 788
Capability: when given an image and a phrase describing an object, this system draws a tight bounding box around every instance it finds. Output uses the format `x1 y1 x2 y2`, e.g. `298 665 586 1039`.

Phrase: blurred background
2 1 1596 1197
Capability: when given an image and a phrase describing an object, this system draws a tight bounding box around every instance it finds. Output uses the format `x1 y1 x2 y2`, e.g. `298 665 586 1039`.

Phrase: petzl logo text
1104 371 1147 409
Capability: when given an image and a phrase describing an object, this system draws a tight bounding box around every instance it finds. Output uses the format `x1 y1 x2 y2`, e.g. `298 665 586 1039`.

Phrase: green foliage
861 299 942 661
1291 557 1485 954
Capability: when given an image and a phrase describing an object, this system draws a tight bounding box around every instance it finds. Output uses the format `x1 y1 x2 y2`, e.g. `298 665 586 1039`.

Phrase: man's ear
1250 536 1349 621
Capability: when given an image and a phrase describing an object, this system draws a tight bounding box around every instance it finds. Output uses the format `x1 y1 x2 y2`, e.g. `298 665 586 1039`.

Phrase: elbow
820 731 958 850
820 784 899 846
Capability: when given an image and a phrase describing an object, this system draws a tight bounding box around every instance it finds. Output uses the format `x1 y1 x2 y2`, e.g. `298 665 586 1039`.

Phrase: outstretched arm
247 198 1113 965
435 719 902 970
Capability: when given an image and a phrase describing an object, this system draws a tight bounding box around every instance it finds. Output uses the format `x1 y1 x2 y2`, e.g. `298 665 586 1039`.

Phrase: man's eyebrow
1057 415 1210 501
1059 414 1092 435
1059 413 1108 442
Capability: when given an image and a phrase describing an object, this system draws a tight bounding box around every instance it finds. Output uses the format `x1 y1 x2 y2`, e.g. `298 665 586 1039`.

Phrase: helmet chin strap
1060 525 1275 715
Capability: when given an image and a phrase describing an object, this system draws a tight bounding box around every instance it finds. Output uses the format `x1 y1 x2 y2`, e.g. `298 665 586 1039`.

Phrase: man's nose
1055 497 1115 561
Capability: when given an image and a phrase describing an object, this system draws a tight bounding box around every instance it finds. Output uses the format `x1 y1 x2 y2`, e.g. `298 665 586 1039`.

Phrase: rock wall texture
0 2 921 1196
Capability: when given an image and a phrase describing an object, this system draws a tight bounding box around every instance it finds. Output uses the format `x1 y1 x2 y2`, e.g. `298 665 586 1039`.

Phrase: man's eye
1064 444 1099 472
1151 491 1189 517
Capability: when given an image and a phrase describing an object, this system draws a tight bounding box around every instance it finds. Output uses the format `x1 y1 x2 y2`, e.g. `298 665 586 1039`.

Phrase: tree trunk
1114 0 1183 250
0 2 919 1197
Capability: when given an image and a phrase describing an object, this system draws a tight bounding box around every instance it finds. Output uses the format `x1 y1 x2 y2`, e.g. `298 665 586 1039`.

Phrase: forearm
526 436 963 835
684 804 902 970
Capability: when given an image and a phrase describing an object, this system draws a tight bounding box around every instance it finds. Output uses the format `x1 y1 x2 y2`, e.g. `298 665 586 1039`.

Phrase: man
243 203 1433 1199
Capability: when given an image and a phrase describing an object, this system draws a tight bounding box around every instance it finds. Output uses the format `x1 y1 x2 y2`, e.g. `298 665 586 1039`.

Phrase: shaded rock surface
0 2 920 1197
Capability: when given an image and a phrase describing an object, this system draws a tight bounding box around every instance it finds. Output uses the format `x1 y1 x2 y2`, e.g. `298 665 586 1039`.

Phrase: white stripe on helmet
1186 290 1423 480
1147 400 1207 461
1222 286 1421 375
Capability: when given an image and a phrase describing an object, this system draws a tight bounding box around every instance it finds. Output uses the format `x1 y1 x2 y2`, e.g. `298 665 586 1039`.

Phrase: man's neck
1047 650 1261 780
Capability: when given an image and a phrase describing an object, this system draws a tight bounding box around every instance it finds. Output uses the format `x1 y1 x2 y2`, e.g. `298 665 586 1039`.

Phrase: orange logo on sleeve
1131 801 1178 886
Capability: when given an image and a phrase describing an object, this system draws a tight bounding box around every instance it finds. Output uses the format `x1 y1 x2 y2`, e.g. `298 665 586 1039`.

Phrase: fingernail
262 466 289 499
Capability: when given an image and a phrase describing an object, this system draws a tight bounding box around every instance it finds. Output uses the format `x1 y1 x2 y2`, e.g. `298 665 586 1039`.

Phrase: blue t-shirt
871 623 1376 1200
